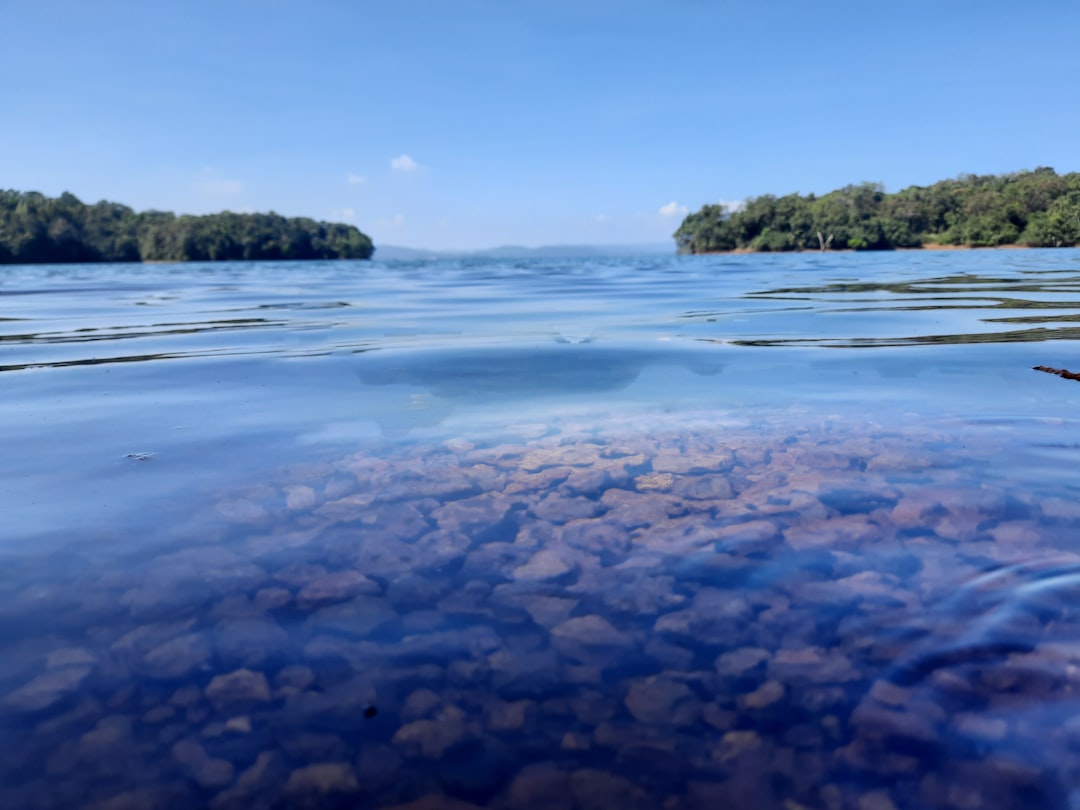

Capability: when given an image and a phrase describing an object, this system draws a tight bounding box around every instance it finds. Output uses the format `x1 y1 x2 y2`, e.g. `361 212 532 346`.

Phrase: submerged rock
142 634 211 680
513 549 577 581
393 706 470 758
296 570 380 610
624 676 701 726
205 669 271 711
283 762 359 796
2 666 93 713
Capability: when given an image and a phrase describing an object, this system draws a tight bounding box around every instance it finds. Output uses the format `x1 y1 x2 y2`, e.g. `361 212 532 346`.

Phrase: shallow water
4 251 1080 809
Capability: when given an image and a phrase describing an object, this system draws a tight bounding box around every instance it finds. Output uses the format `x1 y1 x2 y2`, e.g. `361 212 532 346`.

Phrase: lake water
4 250 1080 809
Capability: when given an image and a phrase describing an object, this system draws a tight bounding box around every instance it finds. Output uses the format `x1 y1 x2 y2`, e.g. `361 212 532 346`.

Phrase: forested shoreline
0 190 374 264
675 168 1080 254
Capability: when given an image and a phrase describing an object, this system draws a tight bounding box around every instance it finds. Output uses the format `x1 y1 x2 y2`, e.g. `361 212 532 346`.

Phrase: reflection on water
4 252 1080 808
4 251 1080 371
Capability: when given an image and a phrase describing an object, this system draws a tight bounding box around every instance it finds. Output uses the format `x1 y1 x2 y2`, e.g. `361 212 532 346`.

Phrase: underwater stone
624 677 700 726
283 762 359 796
486 698 532 732
552 615 633 649
530 492 604 523
393 706 469 758
214 619 289 668
740 679 785 710
296 570 380 610
561 519 631 557
142 634 210 680
499 762 571 810
205 669 271 711
513 549 576 581
306 596 397 637
285 485 317 510
569 768 651 810
432 492 512 534
2 666 93 713
634 472 674 492
402 688 442 720
784 515 881 550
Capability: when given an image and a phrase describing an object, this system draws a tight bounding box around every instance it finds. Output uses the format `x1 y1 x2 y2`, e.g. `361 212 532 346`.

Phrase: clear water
4 251 1080 809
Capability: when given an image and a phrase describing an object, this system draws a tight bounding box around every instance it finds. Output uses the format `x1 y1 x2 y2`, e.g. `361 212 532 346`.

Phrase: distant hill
676 168 1080 254
0 190 373 264
376 243 673 260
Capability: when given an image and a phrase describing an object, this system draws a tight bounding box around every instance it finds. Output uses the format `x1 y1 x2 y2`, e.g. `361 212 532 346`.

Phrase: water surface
4 251 1080 809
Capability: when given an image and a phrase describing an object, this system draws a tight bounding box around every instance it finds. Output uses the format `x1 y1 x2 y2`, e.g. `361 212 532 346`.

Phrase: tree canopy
0 190 374 264
674 168 1080 254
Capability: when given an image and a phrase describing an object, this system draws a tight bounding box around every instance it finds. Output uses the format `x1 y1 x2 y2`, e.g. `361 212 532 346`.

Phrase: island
0 190 374 264
675 167 1080 254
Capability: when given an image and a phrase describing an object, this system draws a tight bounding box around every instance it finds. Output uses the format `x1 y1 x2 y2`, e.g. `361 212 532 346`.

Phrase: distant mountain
376 243 673 261
373 245 450 260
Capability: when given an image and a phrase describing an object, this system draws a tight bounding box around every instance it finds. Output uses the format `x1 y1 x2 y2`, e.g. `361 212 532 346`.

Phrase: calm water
4 250 1080 809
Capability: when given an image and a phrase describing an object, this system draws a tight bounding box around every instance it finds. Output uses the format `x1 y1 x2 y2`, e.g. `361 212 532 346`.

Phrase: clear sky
2 1 1078 250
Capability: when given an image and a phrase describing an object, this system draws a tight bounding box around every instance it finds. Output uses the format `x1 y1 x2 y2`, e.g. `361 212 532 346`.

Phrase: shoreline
695 243 1057 255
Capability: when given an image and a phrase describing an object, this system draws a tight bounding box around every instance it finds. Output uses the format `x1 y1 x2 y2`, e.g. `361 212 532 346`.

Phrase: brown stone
513 549 576 581
520 445 602 471
740 680 784 710
306 595 397 637
402 688 441 721
784 514 881 550
561 519 631 557
283 762 360 796
712 730 763 763
486 699 532 732
205 669 271 711
392 706 469 758
552 615 633 649
634 472 674 491
570 768 651 810
143 634 210 680
432 493 512 533
652 451 734 474
714 647 769 676
3 666 93 713
624 677 700 726
297 570 380 610
674 475 734 500
285 485 318 510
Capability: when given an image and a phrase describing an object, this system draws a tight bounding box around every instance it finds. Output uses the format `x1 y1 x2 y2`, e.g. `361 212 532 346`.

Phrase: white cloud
341 208 355 221
718 199 745 212
596 214 608 223
390 154 421 172
347 173 368 185
659 201 689 218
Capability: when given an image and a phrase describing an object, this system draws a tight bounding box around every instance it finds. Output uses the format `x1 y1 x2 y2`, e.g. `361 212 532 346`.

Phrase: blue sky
2 1 1078 250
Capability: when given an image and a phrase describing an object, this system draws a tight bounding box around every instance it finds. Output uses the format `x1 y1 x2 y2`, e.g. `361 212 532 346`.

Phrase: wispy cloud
596 214 608 223
659 201 688 218
192 175 244 197
377 213 406 228
390 154 421 172
341 208 355 221
347 173 368 185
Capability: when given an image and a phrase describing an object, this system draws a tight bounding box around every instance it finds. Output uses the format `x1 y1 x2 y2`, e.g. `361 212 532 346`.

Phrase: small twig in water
1033 365 1080 381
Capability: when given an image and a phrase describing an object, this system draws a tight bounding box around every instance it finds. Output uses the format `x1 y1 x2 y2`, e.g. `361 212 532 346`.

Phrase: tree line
674 168 1080 253
0 190 374 264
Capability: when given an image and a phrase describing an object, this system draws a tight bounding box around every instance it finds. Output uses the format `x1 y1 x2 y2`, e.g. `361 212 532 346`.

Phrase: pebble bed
3 411 1080 810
